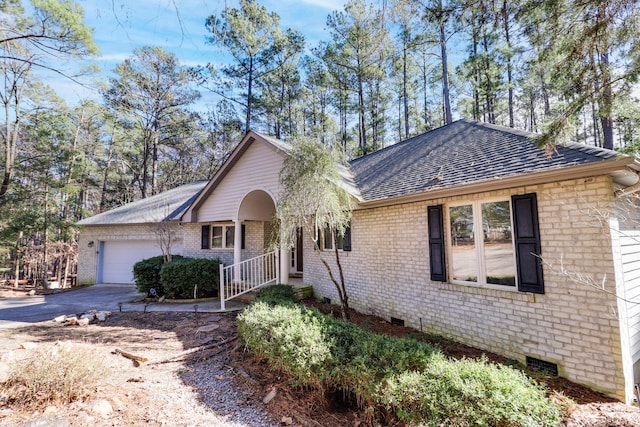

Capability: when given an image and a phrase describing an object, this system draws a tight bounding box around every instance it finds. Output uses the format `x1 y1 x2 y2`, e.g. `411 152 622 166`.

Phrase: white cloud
295 0 345 10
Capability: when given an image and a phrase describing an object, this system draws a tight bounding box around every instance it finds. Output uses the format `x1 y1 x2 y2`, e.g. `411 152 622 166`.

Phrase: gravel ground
0 312 279 427
2 299 640 426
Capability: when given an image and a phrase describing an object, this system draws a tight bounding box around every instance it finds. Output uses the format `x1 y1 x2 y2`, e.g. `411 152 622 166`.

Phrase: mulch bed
233 299 639 427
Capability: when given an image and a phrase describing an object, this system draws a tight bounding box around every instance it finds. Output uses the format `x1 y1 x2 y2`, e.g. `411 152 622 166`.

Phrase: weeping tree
277 138 354 320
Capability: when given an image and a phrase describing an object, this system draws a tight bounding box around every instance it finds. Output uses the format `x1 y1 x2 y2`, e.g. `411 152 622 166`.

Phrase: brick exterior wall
304 176 627 400
181 221 271 265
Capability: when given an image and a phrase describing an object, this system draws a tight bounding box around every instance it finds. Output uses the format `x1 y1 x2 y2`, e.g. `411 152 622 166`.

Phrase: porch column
280 246 289 284
233 220 242 280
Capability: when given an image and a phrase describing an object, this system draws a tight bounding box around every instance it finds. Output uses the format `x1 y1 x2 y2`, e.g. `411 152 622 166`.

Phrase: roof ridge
350 119 468 165
462 118 622 158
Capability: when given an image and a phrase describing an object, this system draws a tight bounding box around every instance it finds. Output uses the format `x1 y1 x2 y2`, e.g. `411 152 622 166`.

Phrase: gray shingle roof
77 180 207 226
349 119 621 201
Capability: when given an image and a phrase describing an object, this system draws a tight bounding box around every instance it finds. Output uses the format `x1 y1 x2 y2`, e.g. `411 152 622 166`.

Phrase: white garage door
99 240 182 284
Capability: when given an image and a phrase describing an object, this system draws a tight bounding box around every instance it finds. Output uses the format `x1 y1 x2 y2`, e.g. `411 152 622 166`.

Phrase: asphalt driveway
0 283 144 328
0 283 245 329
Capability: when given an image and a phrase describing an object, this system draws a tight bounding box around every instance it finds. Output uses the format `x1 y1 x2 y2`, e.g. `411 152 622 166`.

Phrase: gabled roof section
181 130 291 221
77 180 207 226
350 119 633 203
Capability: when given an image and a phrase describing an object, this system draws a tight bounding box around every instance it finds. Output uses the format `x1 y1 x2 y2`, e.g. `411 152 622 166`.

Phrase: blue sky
45 0 347 108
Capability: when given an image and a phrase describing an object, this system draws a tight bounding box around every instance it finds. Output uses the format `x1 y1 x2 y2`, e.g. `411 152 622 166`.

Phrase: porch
219 250 308 310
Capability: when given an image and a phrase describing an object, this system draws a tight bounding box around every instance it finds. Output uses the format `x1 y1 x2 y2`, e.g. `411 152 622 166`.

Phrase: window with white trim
448 199 516 288
428 193 544 293
201 224 238 249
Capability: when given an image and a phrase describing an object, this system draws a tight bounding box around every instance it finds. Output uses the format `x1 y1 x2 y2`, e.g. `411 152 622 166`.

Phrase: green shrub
133 255 183 296
255 284 297 305
160 257 220 299
237 302 332 388
381 356 563 427
1 343 108 408
237 302 566 426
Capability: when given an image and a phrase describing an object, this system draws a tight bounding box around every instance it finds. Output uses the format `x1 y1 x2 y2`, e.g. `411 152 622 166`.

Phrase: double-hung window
428 193 544 293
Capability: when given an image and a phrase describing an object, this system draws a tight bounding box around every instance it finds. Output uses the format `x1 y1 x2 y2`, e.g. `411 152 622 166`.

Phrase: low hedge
132 255 184 296
237 301 565 426
159 258 220 299
254 284 297 306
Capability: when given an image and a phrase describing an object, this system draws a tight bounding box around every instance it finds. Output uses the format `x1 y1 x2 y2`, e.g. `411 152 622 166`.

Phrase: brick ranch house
77 119 640 403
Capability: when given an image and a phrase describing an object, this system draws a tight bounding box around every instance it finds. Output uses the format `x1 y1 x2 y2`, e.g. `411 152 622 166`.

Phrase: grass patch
237 302 566 426
1 342 108 408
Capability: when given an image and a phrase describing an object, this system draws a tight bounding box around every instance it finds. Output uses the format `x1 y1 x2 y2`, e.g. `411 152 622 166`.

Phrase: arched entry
235 189 298 284
237 189 276 222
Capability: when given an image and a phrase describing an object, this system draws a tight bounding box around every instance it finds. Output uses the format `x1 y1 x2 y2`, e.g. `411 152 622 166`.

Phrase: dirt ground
1 288 640 426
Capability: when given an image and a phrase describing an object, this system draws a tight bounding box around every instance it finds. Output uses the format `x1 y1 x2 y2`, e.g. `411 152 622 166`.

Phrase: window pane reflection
226 226 235 248
212 226 222 248
482 201 516 286
449 205 477 283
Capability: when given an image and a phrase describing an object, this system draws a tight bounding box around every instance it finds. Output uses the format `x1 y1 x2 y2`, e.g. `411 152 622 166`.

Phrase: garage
98 240 183 284
76 180 207 286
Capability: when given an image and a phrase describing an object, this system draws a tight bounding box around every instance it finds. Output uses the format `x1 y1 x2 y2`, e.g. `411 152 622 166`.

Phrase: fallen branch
113 349 149 364
235 367 258 387
149 335 237 365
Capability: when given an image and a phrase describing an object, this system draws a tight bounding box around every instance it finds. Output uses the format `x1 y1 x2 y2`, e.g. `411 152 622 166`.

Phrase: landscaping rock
0 361 10 383
23 415 69 427
91 399 113 417
95 311 109 322
263 387 277 404
20 342 38 350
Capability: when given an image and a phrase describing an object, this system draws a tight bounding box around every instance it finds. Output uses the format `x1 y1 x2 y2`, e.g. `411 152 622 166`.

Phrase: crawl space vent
390 317 405 327
526 356 558 377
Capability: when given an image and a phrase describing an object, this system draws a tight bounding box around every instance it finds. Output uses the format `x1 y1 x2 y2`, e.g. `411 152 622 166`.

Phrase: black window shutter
201 225 210 249
428 205 446 282
343 223 352 251
512 193 544 294
241 224 246 249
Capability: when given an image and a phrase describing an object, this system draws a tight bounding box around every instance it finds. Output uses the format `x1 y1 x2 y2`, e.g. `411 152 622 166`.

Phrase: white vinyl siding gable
621 232 640 374
197 140 284 221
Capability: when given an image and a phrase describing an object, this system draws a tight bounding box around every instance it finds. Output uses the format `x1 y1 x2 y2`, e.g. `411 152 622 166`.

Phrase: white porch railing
219 250 280 310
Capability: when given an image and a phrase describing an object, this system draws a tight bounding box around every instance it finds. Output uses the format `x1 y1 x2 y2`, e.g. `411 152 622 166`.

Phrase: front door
290 228 303 275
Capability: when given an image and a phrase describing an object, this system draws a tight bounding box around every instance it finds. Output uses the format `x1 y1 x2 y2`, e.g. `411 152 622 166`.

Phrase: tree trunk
358 73 367 151
440 20 452 124
13 232 22 288
333 233 349 321
599 51 614 150
246 56 254 132
42 182 49 289
151 126 159 196
100 111 117 212
403 31 410 138
502 0 514 127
